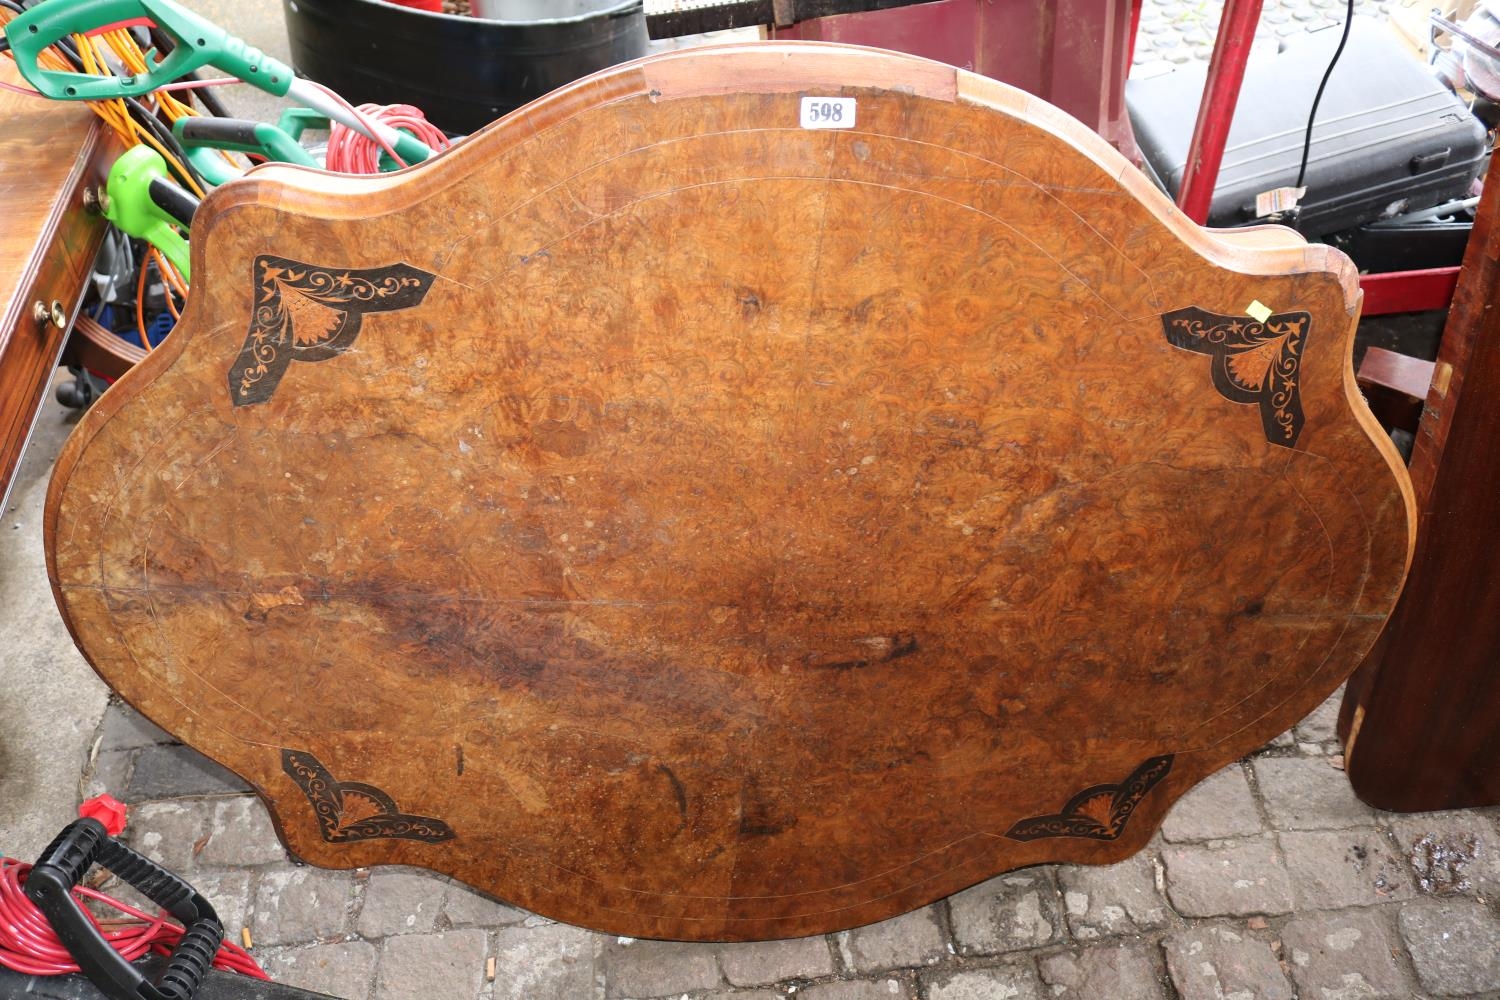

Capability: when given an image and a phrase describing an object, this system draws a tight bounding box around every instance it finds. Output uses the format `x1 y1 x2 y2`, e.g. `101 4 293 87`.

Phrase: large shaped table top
46 43 1413 940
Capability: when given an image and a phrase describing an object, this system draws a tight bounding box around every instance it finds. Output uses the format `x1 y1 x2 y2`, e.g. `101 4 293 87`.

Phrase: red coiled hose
0 857 267 980
325 102 452 174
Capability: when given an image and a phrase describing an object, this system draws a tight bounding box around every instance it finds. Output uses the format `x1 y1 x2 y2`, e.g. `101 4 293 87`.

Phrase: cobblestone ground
78 693 1500 1000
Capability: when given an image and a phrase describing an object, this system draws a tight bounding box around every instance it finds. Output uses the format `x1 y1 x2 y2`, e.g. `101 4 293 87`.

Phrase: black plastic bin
281 0 648 135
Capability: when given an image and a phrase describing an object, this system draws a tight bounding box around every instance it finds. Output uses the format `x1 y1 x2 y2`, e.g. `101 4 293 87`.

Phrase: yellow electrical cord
1 9 221 198
71 29 206 197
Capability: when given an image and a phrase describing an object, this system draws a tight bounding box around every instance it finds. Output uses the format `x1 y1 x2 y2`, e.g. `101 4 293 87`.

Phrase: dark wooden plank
1340 153 1500 811
1355 346 1434 434
46 45 1412 940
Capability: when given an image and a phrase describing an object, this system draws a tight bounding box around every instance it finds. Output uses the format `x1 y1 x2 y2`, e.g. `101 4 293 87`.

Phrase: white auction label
800 97 856 129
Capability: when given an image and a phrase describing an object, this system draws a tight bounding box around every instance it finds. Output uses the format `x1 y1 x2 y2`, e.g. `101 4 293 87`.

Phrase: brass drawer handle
32 299 66 331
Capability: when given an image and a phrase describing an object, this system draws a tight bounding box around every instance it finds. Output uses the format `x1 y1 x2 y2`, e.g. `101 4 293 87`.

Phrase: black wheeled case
1127 19 1487 237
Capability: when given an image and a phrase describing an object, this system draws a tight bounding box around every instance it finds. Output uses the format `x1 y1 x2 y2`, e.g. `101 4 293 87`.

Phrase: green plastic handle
183 146 242 187
275 108 330 143
4 0 294 102
172 117 319 168
105 146 192 281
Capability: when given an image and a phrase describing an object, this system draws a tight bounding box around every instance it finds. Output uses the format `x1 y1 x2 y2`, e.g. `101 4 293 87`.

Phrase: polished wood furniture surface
1340 152 1500 812
47 44 1413 940
0 60 111 510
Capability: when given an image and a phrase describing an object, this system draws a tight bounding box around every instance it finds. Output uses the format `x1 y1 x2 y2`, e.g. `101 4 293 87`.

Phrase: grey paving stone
198 795 286 867
250 866 356 947
706 992 785 1000
717 936 833 987
441 882 528 927
127 744 250 799
1397 899 1500 996
800 980 910 1000
1162 839 1294 917
1282 910 1408 1000
1134 59 1177 78
1163 924 1294 1000
98 701 176 751
194 870 253 938
1279 828 1413 909
1293 688 1343 744
1253 757 1373 831
121 798 210 872
923 965 1041 1000
262 940 378 1000
1057 853 1169 940
492 922 602 1000
604 939 720 998
1038 940 1166 1000
355 868 444 938
835 906 947 973
947 870 1062 955
1387 811 1500 897
82 749 135 800
1161 764 1263 842
376 928 489 1000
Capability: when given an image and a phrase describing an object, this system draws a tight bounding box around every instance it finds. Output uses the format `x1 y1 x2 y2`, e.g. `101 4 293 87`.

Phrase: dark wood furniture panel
0 60 112 512
1340 152 1500 812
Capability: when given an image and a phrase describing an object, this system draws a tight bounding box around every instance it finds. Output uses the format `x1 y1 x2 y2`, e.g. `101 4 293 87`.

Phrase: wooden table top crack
45 43 1414 940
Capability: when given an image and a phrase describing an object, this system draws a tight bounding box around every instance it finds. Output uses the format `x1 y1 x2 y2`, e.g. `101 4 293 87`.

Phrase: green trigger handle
3 0 294 102
173 116 319 167
105 146 194 281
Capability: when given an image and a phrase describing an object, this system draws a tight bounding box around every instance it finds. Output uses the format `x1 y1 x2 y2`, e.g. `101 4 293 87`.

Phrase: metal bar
1175 0 1264 223
1128 0 1144 68
1358 266 1461 316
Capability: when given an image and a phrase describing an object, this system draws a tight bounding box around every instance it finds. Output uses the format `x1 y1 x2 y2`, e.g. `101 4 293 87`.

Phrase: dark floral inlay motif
229 256 435 406
1162 306 1310 448
281 748 455 844
1005 754 1175 842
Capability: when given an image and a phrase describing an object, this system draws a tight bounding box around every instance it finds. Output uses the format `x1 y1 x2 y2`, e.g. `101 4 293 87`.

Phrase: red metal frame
1359 267 1462 316
1128 0 1144 67
1176 0 1264 224
771 0 1140 158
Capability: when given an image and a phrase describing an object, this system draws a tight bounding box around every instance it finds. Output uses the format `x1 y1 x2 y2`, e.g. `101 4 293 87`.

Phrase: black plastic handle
25 818 223 1000
147 177 201 230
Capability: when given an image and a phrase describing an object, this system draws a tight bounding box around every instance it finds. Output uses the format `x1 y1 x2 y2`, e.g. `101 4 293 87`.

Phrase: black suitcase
1127 19 1487 238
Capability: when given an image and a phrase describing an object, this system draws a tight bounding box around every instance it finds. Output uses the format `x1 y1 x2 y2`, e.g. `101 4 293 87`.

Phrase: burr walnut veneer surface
46 44 1414 940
